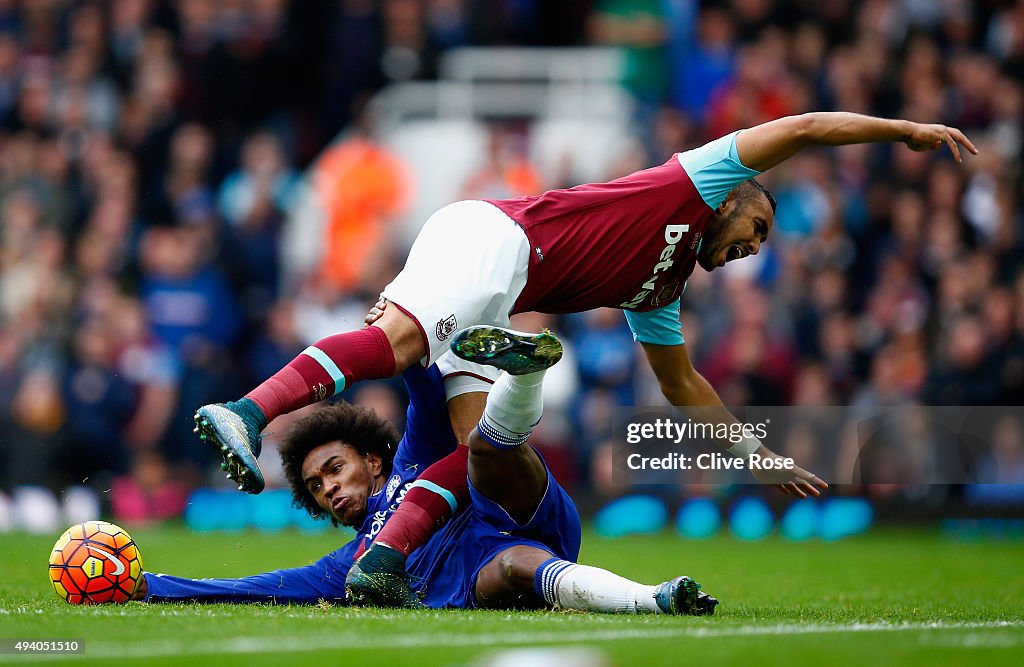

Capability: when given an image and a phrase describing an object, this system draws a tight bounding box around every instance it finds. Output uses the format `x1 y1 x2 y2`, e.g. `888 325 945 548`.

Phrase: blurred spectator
572 308 639 407
461 124 543 199
704 31 795 141
218 129 297 321
111 451 189 524
380 0 436 83
218 129 298 228
587 0 670 104
113 295 181 452
138 225 239 355
136 223 240 465
157 122 217 226
425 0 470 50
0 0 1021 511
967 414 1024 504
245 299 304 387
924 315 1003 405
672 5 735 121
702 283 797 404
283 108 409 297
61 315 136 481
0 33 21 127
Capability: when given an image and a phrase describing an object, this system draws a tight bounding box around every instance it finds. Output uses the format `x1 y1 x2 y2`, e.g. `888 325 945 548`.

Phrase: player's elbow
785 113 821 146
657 373 700 406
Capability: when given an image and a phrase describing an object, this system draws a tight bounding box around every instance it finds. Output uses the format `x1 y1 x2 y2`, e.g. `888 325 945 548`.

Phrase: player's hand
902 123 978 163
363 296 388 328
131 575 148 601
749 448 828 498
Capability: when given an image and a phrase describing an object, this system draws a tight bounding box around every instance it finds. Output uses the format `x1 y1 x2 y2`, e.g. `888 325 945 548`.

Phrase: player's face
698 196 774 271
301 441 383 526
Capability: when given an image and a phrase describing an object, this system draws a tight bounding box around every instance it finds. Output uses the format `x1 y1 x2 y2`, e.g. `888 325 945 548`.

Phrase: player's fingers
774 484 790 496
950 127 979 155
787 482 808 499
797 467 828 489
796 478 822 497
943 132 963 162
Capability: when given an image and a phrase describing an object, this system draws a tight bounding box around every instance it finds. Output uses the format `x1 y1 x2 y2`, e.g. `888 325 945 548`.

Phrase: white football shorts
436 350 500 401
381 199 531 366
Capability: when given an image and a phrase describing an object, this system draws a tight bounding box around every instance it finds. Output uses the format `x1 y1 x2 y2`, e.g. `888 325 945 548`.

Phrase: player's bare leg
345 328 561 606
459 327 717 615
195 305 425 494
476 544 718 615
464 372 549 523
475 546 556 609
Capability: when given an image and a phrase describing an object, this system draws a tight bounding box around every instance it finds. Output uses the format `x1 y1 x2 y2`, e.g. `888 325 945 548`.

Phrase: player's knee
476 546 551 609
372 307 425 369
468 427 534 460
467 433 536 485
467 427 500 456
449 394 487 444
497 546 547 589
497 551 520 585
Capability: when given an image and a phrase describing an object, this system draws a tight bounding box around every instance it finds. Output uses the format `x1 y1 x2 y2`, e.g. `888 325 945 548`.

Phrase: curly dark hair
278 401 401 525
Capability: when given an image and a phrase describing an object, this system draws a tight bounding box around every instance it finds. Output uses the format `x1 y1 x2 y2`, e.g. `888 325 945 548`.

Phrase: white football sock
477 370 545 449
535 559 661 614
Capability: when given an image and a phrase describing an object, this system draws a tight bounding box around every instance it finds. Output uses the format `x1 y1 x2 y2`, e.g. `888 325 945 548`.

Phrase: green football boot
450 326 563 375
194 398 267 494
654 576 719 615
345 543 425 609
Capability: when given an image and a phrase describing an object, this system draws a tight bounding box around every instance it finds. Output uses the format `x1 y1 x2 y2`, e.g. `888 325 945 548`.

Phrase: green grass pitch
3 525 1023 666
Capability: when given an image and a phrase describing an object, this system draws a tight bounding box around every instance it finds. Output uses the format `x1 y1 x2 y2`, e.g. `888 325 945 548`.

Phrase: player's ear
716 193 733 216
366 452 383 478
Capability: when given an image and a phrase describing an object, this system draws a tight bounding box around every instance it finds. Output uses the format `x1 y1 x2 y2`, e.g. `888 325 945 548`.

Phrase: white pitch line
2 620 1022 662
919 632 1024 648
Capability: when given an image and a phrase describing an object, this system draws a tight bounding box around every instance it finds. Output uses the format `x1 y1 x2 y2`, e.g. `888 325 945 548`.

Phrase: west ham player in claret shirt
192 112 976 604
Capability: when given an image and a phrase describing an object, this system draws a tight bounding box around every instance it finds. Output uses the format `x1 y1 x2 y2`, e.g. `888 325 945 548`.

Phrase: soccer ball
48 521 143 604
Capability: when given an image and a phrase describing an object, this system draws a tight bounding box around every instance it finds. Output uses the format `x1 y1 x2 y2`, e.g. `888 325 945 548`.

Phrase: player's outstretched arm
639 342 827 498
734 112 978 172
132 550 352 604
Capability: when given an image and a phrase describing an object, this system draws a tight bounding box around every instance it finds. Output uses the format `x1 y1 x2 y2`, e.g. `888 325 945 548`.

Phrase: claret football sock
477 370 545 450
374 446 470 557
245 326 396 423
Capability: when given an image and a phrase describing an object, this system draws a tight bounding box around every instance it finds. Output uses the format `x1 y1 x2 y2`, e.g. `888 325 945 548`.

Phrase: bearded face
697 193 774 271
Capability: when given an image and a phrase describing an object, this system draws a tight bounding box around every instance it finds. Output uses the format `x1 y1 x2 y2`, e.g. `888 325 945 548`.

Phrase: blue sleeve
143 546 355 605
677 130 761 210
624 298 684 345
393 365 458 471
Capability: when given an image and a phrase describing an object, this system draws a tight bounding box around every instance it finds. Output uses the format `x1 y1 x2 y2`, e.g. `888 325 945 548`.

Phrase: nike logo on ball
85 545 126 576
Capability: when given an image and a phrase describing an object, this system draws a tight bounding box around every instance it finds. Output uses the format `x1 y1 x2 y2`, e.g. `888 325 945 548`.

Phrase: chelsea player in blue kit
135 329 717 615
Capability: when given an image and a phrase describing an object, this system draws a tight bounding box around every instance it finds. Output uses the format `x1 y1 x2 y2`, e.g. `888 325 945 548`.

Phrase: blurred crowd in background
1 0 1023 526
